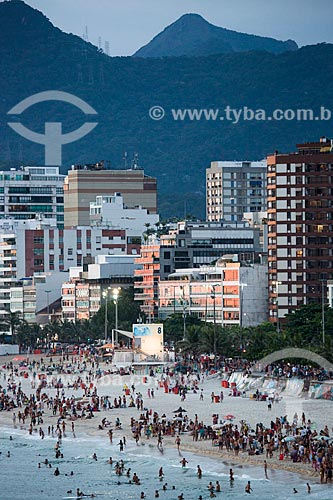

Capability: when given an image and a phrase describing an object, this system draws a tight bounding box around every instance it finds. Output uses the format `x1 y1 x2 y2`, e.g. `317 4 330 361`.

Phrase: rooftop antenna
85 25 89 42
123 151 128 169
104 41 110 56
131 153 140 170
98 36 102 49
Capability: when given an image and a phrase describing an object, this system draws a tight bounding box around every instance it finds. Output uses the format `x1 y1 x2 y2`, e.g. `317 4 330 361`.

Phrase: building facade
134 240 160 322
64 163 157 228
89 192 159 236
61 255 137 322
158 260 268 327
0 218 141 319
134 222 265 322
0 166 65 228
159 221 262 280
206 160 267 222
267 137 333 324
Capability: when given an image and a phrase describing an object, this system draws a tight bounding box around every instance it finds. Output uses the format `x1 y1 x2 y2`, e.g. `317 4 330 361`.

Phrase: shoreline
0 355 330 485
0 413 321 483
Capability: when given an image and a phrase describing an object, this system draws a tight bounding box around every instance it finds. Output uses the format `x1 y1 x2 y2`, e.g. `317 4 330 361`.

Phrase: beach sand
1 354 331 482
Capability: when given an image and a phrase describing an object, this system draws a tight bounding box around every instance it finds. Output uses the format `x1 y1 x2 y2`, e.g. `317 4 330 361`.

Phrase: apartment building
206 160 267 222
134 239 160 322
0 218 141 318
134 219 264 321
89 192 159 236
159 220 261 280
64 162 157 228
61 255 137 322
267 137 333 323
0 166 65 228
158 260 268 327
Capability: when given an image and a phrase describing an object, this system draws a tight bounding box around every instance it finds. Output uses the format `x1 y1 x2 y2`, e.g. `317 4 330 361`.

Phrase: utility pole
321 279 326 347
211 285 217 369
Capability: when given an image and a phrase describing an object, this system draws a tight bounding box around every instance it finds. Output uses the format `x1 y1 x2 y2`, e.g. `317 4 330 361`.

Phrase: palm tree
0 311 23 344
177 325 201 356
199 325 225 356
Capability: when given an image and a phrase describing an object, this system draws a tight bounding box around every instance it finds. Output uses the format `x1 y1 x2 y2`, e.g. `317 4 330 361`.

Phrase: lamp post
211 284 217 369
321 279 326 347
112 288 120 345
272 280 282 334
45 290 51 322
103 287 111 343
180 285 187 340
239 283 248 328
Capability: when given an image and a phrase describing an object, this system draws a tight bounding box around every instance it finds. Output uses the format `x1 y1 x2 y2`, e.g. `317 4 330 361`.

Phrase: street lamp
103 287 111 343
239 283 248 328
45 290 51 323
211 284 217 369
112 288 120 345
321 279 326 347
180 285 187 340
272 280 282 334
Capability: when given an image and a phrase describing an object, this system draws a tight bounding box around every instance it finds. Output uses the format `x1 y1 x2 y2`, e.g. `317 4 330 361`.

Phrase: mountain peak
133 13 298 58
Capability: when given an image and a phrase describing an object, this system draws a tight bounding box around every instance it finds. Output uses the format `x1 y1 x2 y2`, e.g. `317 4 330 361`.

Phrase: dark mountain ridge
0 2 332 218
134 13 298 57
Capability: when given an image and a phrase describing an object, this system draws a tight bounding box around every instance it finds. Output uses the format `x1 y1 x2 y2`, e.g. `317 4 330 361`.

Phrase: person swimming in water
180 458 188 467
245 481 252 493
197 465 202 479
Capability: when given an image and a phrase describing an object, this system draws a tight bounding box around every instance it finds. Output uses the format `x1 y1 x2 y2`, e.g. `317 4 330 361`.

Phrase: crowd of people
1 351 333 497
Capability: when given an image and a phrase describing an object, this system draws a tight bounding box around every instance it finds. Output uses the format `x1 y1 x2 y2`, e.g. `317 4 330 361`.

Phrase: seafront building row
1 137 333 334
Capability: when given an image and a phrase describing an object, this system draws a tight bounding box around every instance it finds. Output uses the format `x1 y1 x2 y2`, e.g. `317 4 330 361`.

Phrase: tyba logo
7 90 98 165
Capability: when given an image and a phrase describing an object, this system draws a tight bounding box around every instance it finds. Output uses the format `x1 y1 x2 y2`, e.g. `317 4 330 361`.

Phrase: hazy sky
24 0 333 56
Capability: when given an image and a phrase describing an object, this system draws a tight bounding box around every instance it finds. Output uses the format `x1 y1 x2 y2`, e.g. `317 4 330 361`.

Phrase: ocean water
0 428 331 500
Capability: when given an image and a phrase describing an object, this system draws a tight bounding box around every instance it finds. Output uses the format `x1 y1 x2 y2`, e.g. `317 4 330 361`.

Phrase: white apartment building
89 193 159 235
0 217 141 319
0 166 65 228
206 160 267 222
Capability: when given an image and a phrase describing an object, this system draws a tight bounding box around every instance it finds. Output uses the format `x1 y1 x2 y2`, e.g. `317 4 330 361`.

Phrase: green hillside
0 1 333 217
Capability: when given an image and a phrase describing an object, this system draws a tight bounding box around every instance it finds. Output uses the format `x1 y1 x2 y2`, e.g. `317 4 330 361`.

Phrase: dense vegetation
0 2 333 217
3 295 333 363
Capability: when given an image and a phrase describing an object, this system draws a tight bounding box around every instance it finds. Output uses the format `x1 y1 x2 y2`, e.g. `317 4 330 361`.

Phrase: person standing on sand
175 435 181 453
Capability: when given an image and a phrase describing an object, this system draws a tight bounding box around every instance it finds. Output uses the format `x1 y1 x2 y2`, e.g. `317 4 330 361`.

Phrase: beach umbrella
313 435 330 441
282 436 295 442
223 414 235 421
173 417 183 421
173 407 187 413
